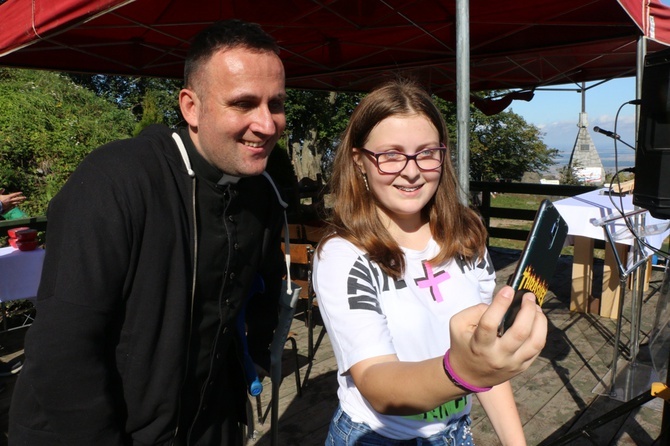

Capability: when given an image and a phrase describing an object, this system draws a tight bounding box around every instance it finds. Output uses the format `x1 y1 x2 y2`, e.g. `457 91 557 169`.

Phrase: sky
506 77 639 172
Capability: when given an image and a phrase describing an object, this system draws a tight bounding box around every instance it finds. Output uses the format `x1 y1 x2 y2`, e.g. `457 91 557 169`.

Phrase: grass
485 193 606 259
488 193 544 211
486 193 542 251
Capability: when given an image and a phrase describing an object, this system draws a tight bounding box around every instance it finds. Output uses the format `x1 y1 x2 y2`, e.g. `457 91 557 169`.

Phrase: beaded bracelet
443 349 492 393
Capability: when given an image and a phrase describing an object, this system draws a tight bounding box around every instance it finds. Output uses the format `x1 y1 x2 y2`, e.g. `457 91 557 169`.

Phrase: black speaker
634 48 670 220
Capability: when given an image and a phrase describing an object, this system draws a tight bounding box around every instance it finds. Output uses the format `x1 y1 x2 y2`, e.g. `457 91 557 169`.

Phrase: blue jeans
326 405 475 445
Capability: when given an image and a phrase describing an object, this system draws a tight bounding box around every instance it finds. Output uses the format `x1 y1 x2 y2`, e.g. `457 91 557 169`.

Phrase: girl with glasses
313 78 547 445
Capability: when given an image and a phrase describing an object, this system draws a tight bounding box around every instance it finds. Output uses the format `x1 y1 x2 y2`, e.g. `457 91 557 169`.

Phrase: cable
605 100 670 261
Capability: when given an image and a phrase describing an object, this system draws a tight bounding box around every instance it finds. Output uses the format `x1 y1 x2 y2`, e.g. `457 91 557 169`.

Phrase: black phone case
497 199 569 336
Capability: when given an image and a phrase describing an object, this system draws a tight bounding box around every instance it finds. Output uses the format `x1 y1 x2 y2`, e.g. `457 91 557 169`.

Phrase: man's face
180 47 286 177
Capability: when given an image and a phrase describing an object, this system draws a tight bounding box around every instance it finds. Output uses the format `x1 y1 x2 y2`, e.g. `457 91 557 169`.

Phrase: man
9 20 287 445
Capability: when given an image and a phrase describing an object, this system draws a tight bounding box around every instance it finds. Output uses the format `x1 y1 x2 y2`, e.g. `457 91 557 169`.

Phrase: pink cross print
415 262 450 302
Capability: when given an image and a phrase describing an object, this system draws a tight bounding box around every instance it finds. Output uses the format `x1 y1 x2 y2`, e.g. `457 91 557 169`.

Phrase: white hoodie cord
171 132 195 178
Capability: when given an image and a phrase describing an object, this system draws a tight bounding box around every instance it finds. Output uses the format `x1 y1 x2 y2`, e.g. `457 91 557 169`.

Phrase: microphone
628 99 642 105
593 126 620 139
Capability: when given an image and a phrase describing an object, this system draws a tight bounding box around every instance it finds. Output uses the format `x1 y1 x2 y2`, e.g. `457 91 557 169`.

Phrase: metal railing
0 215 47 233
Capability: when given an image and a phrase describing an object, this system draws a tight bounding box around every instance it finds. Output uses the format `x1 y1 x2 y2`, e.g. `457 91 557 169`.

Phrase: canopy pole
456 0 470 205
635 36 646 145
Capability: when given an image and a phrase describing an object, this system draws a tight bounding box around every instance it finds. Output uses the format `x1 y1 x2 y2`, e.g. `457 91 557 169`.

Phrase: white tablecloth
553 188 670 252
0 246 45 302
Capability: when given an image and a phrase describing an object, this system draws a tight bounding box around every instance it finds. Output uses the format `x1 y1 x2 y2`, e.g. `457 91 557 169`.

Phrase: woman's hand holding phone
447 286 547 390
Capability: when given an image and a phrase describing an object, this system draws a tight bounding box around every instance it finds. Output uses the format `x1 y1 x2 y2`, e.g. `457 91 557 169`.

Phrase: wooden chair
294 225 328 365
301 224 328 246
285 240 332 390
284 242 313 296
283 222 327 246
282 223 304 243
281 242 321 370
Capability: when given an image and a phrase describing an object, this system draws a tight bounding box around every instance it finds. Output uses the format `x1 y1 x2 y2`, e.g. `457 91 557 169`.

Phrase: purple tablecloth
0 246 44 302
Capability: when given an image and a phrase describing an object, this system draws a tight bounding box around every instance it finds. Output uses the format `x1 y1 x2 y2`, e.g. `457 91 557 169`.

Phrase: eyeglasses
358 146 447 174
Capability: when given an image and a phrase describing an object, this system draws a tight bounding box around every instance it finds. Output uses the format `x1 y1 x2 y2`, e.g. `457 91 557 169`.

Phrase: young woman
313 78 547 445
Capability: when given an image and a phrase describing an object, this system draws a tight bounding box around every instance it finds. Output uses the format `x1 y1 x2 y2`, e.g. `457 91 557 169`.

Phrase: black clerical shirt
177 129 247 445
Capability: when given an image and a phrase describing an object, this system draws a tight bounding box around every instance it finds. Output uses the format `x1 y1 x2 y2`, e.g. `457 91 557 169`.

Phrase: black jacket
9 125 284 445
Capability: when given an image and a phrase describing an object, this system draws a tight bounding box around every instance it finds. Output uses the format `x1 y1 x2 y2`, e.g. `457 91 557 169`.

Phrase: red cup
13 229 37 241
7 227 30 238
16 240 38 251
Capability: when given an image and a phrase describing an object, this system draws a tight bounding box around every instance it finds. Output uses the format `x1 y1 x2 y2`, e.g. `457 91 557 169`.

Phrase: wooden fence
0 182 601 248
470 181 598 247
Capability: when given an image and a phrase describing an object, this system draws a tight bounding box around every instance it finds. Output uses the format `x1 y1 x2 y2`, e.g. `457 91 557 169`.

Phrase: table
554 189 670 319
0 246 45 302
0 246 45 333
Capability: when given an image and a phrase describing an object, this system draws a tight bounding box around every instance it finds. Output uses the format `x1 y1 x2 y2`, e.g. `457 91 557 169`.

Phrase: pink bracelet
443 349 492 393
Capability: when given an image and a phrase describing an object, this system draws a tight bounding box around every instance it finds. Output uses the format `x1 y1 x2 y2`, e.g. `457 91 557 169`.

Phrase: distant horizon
552 151 634 171
509 78 639 177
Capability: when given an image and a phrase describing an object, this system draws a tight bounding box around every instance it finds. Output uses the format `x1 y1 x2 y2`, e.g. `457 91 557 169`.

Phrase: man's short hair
184 19 280 89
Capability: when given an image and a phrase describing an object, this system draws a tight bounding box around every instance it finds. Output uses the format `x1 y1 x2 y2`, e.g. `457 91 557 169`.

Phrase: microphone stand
592 126 636 150
590 208 650 399
546 208 667 445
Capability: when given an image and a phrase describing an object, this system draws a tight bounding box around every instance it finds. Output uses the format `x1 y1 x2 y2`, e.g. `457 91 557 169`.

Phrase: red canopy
619 0 670 45
1 0 670 95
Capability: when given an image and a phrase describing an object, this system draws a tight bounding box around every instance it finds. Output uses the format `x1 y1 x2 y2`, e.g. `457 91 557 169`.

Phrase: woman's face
354 114 442 227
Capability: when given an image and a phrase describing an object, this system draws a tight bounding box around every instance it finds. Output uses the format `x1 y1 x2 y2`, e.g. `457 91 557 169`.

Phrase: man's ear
179 88 200 128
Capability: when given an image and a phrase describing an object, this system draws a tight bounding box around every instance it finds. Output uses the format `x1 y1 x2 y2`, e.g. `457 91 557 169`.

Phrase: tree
283 89 554 184
0 69 135 216
68 74 182 128
133 89 165 136
1 70 556 219
284 89 362 182
559 163 583 186
435 95 558 181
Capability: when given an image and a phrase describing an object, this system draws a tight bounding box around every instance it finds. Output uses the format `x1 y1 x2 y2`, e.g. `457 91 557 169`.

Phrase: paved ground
0 247 667 445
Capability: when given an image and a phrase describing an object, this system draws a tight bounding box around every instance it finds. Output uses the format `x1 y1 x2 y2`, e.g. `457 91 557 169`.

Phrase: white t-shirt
313 236 496 439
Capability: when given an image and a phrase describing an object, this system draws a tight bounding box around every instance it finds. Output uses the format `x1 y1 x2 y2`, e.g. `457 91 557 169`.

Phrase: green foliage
0 71 559 219
0 69 135 215
605 168 634 184
133 89 165 136
434 94 558 181
283 89 554 182
469 109 558 181
68 74 182 128
559 162 583 185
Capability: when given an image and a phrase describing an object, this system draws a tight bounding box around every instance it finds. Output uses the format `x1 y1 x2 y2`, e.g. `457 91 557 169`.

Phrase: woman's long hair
321 78 487 279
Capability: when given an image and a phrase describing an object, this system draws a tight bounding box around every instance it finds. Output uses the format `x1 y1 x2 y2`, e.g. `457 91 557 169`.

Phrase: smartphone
497 199 569 336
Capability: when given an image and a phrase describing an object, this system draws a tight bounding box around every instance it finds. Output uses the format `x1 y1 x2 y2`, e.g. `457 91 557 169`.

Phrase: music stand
591 207 663 401
546 209 670 445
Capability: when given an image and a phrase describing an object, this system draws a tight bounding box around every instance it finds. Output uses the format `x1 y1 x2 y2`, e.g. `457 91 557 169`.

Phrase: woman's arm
350 354 469 415
477 381 526 446
350 287 547 414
